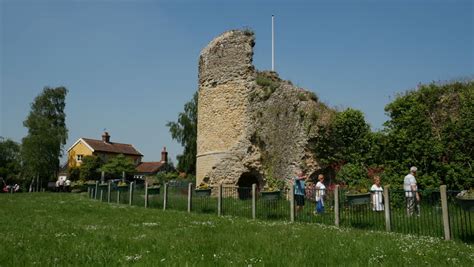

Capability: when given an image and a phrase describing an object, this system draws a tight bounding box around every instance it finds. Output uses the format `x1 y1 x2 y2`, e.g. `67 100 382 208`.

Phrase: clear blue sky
1 0 473 164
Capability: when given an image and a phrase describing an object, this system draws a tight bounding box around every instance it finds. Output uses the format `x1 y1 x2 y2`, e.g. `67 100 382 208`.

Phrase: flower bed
346 193 371 205
117 184 129 192
261 190 281 201
147 186 160 195
194 188 211 197
456 190 474 212
98 183 108 190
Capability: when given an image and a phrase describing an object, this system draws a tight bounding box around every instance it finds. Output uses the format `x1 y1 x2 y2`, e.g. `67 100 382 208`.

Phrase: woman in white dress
370 176 384 211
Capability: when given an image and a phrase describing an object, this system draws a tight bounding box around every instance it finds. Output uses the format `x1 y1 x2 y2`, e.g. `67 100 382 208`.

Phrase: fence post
384 185 391 232
440 185 451 240
187 183 193 213
107 182 111 203
252 184 256 219
144 182 148 208
218 183 223 216
87 187 91 198
100 188 104 202
129 182 134 206
290 184 295 222
117 189 120 204
334 185 340 227
95 181 99 200
163 183 168 211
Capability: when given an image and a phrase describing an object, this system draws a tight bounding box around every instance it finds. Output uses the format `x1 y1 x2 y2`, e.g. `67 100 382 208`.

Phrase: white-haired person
370 176 384 211
404 166 420 216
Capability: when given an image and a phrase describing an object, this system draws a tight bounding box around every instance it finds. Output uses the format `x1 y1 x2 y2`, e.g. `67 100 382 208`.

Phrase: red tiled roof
82 138 143 156
136 162 164 173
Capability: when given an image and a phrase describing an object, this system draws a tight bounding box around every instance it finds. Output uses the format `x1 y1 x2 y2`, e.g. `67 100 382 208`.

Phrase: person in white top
314 174 326 214
404 166 420 216
370 176 384 211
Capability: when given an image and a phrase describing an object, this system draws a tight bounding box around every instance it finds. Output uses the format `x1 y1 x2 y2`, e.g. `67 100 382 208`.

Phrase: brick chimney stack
161 147 168 163
102 132 110 143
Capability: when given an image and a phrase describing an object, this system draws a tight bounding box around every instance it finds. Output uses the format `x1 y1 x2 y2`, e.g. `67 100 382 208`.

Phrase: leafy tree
79 155 104 181
166 92 197 174
336 163 371 190
311 108 371 166
99 154 136 179
21 87 68 186
0 137 21 183
382 81 473 189
68 167 80 181
154 171 179 184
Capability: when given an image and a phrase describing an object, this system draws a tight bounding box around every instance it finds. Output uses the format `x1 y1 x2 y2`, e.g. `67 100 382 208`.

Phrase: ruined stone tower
196 30 333 188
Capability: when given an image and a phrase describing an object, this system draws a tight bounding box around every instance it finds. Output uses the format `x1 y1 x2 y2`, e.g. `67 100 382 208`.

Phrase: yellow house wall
68 140 142 169
68 141 93 168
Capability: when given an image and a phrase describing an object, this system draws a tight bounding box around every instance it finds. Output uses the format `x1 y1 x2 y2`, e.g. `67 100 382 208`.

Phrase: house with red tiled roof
134 147 170 179
67 132 143 168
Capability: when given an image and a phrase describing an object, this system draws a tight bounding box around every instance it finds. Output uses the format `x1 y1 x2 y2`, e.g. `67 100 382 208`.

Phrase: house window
76 154 84 162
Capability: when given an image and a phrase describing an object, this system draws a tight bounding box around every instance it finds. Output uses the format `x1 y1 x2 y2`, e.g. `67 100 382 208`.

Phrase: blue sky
1 0 473 163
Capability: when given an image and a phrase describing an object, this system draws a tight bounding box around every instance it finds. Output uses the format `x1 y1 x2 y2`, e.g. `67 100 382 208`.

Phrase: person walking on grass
371 176 384 211
293 170 307 214
314 174 326 215
404 166 420 216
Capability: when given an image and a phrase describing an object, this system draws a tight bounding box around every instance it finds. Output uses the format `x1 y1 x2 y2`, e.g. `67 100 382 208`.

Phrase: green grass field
93 186 474 243
1 193 473 266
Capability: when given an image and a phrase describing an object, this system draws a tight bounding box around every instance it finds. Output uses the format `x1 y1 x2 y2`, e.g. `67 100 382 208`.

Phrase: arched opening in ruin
237 172 260 200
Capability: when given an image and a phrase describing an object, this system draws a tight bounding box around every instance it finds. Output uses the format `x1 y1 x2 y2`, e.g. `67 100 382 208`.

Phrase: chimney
102 132 110 143
161 147 168 163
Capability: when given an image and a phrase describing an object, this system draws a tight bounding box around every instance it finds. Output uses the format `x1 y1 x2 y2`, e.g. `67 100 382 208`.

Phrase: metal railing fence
87 182 473 243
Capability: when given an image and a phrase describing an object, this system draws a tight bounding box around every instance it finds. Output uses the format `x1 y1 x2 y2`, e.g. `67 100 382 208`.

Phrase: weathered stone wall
196 29 334 187
196 30 255 185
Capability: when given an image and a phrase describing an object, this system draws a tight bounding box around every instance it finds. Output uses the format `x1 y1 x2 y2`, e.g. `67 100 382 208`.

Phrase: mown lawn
0 193 473 266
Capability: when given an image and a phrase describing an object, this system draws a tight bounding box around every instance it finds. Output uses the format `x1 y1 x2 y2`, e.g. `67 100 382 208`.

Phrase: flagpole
272 15 275 71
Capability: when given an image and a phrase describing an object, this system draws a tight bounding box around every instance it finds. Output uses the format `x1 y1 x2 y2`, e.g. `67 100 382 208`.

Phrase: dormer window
76 154 84 162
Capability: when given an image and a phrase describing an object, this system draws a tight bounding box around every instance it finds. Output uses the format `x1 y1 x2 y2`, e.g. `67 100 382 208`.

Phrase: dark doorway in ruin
237 172 260 200
309 167 336 185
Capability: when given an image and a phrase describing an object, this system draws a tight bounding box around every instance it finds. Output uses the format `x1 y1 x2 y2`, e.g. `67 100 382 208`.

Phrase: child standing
315 174 326 214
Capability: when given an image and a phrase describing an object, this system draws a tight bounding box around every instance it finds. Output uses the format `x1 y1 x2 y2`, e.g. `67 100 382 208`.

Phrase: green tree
21 87 68 187
79 155 104 181
99 154 136 179
0 137 21 183
311 108 371 166
382 81 473 189
166 92 197 174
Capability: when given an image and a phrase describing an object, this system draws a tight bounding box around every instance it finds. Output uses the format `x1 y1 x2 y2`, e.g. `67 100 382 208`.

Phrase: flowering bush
196 182 210 190
85 180 96 186
457 189 474 199
71 180 86 192
117 181 128 187
337 163 370 194
263 174 285 192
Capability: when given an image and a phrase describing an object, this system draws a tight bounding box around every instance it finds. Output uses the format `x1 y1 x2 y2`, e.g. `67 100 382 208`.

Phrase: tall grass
0 193 473 266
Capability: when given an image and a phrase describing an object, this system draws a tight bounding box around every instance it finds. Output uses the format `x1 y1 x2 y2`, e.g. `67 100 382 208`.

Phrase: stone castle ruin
196 30 334 190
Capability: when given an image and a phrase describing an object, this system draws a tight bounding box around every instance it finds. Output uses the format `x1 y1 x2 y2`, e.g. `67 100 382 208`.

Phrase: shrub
336 163 371 192
256 72 280 100
242 27 254 36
